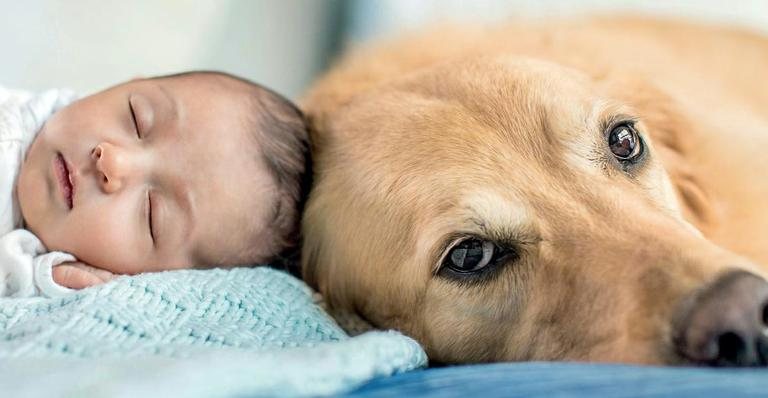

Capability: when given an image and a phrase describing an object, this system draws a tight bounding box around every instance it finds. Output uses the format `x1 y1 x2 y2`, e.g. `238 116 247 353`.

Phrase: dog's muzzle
674 270 768 366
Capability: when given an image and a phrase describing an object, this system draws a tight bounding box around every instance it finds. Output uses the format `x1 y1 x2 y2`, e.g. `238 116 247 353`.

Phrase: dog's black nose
675 270 768 366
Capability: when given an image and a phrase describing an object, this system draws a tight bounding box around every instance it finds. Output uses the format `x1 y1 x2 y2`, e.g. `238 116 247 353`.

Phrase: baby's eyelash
147 190 155 243
129 98 141 138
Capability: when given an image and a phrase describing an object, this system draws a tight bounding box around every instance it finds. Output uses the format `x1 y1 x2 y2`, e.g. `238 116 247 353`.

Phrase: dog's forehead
329 57 599 207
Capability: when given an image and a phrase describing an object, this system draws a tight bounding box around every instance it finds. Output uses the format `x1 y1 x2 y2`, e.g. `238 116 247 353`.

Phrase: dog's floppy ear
597 74 716 232
300 179 357 312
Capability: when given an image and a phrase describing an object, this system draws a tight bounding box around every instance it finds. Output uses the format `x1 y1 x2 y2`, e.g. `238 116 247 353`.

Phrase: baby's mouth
54 153 74 210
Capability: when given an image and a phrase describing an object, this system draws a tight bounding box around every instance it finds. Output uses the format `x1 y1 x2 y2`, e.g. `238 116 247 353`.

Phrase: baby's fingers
53 262 116 289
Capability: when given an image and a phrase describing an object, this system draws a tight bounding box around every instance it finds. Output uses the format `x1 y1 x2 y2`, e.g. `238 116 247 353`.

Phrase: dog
300 16 768 366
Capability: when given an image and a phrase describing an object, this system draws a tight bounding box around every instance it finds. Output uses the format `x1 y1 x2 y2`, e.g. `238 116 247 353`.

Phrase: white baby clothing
0 87 77 298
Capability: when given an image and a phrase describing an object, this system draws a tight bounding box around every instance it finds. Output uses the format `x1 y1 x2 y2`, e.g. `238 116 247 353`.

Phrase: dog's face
304 57 761 364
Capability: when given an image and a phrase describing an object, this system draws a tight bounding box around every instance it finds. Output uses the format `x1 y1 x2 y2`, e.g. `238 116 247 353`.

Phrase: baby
1 71 309 297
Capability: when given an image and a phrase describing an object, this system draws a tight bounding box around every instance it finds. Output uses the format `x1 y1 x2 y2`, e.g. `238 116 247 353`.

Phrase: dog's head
303 56 768 365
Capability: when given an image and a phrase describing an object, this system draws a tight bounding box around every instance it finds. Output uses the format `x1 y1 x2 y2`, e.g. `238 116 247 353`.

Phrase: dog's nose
675 270 768 366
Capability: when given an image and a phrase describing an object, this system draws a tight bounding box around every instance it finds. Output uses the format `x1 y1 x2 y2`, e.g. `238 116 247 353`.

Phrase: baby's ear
53 262 117 290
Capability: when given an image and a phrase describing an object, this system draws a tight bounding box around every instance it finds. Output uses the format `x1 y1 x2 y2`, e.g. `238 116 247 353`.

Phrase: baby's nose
92 142 135 194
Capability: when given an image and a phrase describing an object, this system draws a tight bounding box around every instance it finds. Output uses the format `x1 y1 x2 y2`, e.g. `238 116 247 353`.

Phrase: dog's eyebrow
434 190 539 246
587 100 640 134
462 190 530 228
469 216 488 232
601 113 641 134
468 216 539 244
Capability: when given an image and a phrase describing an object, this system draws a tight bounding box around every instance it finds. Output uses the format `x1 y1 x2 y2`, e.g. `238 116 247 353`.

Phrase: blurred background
1 0 767 99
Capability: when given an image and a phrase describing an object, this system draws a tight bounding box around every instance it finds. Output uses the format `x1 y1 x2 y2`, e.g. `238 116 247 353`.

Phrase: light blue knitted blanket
0 267 427 397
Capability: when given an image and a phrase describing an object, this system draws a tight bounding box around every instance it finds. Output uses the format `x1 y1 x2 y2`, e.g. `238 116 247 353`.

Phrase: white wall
0 0 341 97
1 1 766 98
346 0 768 42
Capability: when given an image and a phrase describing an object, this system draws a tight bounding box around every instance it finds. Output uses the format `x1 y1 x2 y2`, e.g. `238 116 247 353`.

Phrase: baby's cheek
53 211 147 274
17 159 49 232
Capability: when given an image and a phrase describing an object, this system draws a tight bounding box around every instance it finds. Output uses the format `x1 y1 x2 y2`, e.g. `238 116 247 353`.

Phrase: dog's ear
596 74 716 232
300 188 354 311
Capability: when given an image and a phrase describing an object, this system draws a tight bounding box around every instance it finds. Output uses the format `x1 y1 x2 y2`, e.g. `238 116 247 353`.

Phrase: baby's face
18 75 276 274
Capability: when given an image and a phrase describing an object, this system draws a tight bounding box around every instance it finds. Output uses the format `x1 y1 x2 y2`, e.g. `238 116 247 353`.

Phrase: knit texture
0 267 427 396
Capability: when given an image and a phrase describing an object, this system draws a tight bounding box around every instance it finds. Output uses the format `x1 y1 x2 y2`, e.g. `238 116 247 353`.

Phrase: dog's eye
444 239 503 274
608 123 643 161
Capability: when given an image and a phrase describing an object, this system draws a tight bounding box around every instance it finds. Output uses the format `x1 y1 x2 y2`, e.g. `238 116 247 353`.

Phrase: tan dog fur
300 17 768 365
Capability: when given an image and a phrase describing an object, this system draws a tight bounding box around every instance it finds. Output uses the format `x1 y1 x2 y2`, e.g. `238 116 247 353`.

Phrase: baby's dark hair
153 71 311 269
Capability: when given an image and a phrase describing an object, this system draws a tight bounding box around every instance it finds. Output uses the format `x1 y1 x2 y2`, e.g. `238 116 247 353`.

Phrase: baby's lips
54 153 74 209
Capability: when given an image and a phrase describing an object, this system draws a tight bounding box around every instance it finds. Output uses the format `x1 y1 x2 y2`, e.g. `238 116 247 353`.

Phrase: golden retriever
300 16 768 366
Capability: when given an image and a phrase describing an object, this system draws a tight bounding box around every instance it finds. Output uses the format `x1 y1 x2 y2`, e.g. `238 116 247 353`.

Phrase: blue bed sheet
346 362 768 398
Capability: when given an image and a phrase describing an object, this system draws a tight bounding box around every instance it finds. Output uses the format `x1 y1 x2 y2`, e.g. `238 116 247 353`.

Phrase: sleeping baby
1 71 309 297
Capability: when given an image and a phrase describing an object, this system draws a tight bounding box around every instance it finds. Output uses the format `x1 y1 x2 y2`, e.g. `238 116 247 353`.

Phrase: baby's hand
53 262 118 289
